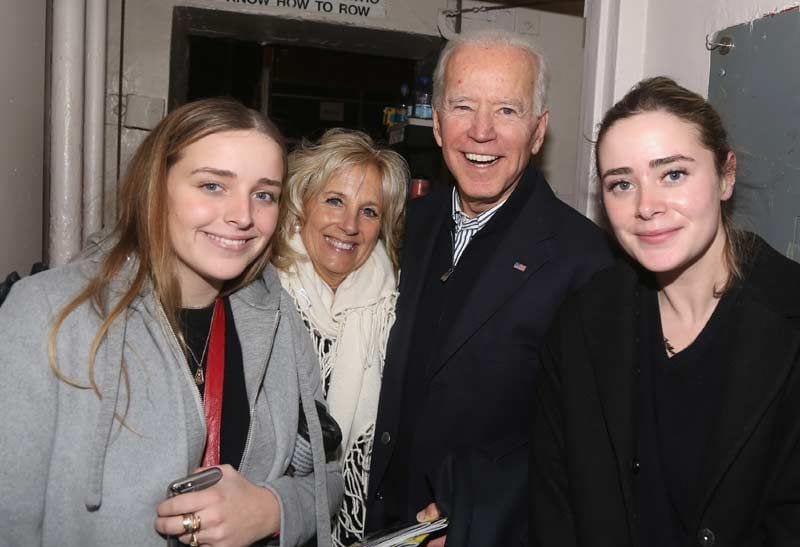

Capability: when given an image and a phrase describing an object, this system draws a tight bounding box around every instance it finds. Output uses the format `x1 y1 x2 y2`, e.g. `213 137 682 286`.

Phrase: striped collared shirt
450 187 506 266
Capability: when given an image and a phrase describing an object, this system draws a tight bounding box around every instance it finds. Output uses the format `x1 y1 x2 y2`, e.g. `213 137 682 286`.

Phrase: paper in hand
349 518 448 547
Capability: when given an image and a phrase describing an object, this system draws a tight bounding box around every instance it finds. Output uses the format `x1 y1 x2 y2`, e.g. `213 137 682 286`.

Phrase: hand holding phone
165 468 223 546
166 467 223 498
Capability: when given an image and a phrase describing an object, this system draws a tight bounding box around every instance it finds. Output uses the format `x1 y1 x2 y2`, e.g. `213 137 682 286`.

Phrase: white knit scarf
278 233 397 545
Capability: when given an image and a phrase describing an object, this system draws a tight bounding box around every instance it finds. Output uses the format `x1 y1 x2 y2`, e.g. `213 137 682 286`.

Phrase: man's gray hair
432 28 550 116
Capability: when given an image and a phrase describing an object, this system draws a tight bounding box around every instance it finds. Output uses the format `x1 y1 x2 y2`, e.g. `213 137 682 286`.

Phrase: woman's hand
155 465 280 547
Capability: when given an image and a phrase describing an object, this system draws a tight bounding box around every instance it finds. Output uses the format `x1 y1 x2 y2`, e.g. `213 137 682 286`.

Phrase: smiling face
300 164 383 290
167 129 283 307
433 43 548 216
598 110 735 279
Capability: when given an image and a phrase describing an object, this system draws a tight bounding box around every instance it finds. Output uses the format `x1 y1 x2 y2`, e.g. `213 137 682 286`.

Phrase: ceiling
484 0 584 17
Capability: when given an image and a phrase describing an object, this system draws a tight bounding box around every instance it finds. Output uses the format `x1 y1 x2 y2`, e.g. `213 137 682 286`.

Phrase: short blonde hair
273 128 408 272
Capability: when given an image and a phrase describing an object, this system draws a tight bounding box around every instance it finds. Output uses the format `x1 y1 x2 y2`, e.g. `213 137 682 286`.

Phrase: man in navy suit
365 28 613 545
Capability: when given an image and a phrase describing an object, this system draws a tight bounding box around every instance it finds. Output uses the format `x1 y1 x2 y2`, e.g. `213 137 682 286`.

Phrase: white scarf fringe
278 234 397 543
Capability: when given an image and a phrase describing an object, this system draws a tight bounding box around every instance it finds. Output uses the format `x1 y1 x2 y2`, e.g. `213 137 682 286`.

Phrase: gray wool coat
0 252 343 546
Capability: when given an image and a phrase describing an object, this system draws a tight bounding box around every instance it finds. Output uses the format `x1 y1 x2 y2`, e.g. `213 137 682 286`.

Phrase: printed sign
221 0 386 18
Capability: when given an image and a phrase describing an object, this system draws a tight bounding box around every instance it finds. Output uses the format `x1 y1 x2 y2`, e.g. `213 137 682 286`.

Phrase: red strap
201 297 226 467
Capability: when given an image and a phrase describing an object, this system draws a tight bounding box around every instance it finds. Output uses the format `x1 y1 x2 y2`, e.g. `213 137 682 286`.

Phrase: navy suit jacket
366 166 614 545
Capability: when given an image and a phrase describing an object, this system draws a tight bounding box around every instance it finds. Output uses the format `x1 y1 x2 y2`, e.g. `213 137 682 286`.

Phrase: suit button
380 431 392 445
630 459 640 475
375 490 384 501
697 528 715 546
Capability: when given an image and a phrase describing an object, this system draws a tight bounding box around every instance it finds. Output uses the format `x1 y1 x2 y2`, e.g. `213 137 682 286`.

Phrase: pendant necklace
663 336 677 357
186 303 218 386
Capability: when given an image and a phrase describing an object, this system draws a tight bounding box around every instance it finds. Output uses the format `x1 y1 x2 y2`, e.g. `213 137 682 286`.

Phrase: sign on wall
220 0 386 18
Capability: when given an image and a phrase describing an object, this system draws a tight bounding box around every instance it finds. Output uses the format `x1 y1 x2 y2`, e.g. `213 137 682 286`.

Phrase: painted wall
0 0 46 275
626 0 798 96
578 0 799 221
111 0 585 206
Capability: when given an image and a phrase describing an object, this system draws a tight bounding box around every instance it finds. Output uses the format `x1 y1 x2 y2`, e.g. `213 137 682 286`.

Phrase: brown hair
272 128 408 273
595 76 750 291
48 97 286 397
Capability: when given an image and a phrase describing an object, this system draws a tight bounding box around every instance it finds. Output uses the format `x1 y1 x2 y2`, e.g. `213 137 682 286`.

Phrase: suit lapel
369 192 449 493
426 172 555 380
694 295 800 524
391 193 449 370
583 264 640 521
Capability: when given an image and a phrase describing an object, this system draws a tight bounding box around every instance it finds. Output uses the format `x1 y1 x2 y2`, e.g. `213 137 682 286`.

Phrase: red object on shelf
409 178 430 199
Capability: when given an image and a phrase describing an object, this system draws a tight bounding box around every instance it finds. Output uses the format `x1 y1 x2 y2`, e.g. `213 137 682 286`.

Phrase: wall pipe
83 0 107 240
50 0 86 266
576 0 619 222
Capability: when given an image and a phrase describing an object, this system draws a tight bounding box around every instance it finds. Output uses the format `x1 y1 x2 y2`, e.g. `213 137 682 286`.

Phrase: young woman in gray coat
0 98 342 546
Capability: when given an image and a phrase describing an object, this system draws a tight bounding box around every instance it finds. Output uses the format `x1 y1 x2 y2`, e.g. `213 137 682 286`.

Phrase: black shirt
638 282 741 545
180 296 249 469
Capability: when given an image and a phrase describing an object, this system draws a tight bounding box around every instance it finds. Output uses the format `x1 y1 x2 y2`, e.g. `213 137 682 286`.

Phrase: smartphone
166 467 222 498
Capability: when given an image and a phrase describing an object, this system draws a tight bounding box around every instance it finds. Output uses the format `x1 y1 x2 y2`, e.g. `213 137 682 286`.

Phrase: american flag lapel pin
513 261 527 272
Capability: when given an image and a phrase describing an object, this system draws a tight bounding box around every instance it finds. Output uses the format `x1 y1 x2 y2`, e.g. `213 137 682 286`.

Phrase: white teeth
206 233 248 249
325 236 355 251
465 153 499 163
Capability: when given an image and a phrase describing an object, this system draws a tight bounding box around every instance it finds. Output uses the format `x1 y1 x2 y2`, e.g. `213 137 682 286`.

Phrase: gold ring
192 513 201 532
181 513 195 533
190 532 199 547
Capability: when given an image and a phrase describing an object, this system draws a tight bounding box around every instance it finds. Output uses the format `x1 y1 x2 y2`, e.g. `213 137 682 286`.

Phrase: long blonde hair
47 98 286 395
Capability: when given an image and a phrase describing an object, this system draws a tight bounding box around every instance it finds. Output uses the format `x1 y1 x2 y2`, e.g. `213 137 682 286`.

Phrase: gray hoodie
0 253 343 546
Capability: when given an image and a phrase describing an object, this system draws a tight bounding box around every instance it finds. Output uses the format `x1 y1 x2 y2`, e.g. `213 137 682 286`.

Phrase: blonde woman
272 128 408 546
0 98 342 546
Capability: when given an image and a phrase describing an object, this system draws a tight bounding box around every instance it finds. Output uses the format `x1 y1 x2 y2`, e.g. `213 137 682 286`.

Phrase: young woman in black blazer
532 77 800 547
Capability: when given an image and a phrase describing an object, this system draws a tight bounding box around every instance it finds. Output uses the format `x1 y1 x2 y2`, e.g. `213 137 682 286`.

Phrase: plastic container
414 76 433 119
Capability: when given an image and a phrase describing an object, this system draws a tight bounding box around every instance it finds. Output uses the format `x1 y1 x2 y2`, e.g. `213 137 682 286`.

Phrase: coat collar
427 166 557 379
693 237 800 523
580 261 641 524
583 237 800 530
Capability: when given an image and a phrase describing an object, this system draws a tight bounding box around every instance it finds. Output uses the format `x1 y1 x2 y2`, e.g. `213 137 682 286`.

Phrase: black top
180 296 249 469
637 281 741 545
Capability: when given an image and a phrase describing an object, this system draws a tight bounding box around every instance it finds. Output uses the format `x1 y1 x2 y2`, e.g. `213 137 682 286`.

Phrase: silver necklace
186 304 218 386
663 336 677 357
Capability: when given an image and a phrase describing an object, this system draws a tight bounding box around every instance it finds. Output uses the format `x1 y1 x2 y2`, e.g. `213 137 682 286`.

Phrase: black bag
298 400 342 462
0 262 48 308
0 271 21 308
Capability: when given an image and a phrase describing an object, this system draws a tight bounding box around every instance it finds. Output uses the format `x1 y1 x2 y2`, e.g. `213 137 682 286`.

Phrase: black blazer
366 166 614 544
532 237 800 547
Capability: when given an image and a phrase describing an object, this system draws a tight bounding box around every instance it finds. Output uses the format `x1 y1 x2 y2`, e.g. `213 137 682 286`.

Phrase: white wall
578 0 799 220
111 0 585 206
631 0 798 97
0 0 46 275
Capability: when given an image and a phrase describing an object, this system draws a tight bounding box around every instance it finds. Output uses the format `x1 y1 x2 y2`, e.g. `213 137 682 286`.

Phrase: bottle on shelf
413 76 433 120
399 82 412 120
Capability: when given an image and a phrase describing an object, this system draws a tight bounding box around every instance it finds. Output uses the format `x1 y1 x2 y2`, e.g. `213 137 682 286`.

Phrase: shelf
408 117 433 127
